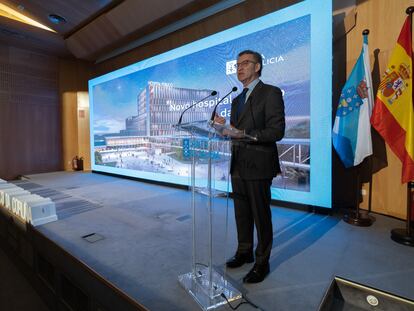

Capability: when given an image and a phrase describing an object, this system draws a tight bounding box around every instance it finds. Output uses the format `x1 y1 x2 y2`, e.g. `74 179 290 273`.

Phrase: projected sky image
93 15 310 135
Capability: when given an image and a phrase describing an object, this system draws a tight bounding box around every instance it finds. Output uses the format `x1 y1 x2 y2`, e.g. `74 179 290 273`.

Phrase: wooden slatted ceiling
0 0 223 60
64 0 215 60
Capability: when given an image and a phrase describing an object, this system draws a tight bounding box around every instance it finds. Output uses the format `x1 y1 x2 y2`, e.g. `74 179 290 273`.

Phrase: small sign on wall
78 109 85 118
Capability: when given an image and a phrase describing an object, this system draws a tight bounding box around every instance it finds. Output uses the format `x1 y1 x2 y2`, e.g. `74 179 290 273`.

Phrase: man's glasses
236 60 257 69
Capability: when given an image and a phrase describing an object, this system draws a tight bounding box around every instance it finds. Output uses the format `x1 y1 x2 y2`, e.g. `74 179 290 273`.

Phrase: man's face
237 53 260 86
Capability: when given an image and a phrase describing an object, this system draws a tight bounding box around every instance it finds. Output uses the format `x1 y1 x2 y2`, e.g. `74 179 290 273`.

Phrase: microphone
177 90 217 125
209 87 238 122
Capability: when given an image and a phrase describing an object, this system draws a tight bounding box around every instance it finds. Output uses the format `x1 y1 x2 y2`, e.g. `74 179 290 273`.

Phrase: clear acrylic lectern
174 120 256 310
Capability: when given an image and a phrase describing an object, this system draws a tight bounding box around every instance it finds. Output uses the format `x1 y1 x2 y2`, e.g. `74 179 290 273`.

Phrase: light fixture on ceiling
0 3 56 33
48 14 66 25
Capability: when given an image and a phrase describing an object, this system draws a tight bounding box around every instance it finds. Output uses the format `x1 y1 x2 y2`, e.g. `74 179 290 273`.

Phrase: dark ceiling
0 0 226 61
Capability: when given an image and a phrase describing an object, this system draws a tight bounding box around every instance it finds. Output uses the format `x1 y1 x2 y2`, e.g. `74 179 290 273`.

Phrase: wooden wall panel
0 44 61 180
59 59 92 171
77 92 91 170
61 89 78 171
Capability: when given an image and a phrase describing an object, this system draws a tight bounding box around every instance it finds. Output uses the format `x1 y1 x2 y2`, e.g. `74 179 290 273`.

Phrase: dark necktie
237 88 249 117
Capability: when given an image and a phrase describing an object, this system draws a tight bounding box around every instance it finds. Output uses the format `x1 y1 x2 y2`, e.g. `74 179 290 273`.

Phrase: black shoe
243 263 270 283
226 253 254 268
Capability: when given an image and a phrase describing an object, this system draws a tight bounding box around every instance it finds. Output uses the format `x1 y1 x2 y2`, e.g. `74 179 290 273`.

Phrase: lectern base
178 267 242 310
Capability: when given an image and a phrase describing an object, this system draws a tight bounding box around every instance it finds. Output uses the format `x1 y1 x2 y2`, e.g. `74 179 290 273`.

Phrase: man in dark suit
216 50 285 283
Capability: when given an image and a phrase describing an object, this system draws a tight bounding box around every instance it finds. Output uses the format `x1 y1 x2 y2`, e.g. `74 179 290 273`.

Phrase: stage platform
1 171 414 311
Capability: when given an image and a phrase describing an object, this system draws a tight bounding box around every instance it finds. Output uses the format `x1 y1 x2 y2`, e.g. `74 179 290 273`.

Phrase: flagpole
390 6 414 247
343 29 373 227
343 165 373 226
368 156 375 217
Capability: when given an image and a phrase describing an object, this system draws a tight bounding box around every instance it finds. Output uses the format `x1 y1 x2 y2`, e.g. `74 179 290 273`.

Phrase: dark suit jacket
230 81 285 180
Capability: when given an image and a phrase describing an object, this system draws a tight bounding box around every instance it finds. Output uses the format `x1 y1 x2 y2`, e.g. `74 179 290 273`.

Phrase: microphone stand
208 87 258 141
177 90 217 125
209 87 238 124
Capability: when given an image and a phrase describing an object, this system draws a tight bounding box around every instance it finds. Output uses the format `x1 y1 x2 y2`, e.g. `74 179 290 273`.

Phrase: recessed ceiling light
48 14 66 25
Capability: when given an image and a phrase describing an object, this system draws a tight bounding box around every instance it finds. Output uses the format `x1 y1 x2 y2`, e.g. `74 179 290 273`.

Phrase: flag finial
362 29 369 35
406 6 414 15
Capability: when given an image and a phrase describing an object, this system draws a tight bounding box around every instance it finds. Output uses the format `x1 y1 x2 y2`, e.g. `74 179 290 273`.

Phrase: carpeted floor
8 171 414 311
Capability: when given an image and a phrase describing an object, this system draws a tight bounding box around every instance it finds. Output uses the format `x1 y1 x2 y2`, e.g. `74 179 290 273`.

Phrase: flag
333 33 374 168
371 17 414 183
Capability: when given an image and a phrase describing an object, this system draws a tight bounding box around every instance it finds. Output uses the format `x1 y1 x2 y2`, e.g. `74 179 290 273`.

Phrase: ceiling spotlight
0 3 56 32
48 14 66 24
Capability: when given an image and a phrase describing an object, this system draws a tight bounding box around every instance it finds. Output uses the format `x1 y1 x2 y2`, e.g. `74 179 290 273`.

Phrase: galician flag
371 17 414 184
333 32 374 168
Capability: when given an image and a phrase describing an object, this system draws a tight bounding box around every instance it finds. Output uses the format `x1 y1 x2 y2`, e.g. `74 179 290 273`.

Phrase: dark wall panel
0 44 62 180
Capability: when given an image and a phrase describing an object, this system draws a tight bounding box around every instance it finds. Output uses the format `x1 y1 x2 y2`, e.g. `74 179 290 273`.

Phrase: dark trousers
231 175 273 265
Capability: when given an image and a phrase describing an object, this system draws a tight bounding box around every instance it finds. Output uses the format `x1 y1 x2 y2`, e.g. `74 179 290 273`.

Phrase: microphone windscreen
232 86 238 92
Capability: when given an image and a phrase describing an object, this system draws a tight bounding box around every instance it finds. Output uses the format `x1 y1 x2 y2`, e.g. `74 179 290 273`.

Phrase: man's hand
213 114 226 125
221 126 245 138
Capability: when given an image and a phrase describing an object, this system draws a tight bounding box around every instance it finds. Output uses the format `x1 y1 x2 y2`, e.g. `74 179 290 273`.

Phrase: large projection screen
89 0 332 208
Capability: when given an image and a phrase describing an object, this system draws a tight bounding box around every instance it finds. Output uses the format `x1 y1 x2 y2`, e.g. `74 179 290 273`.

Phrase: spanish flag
371 17 414 183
